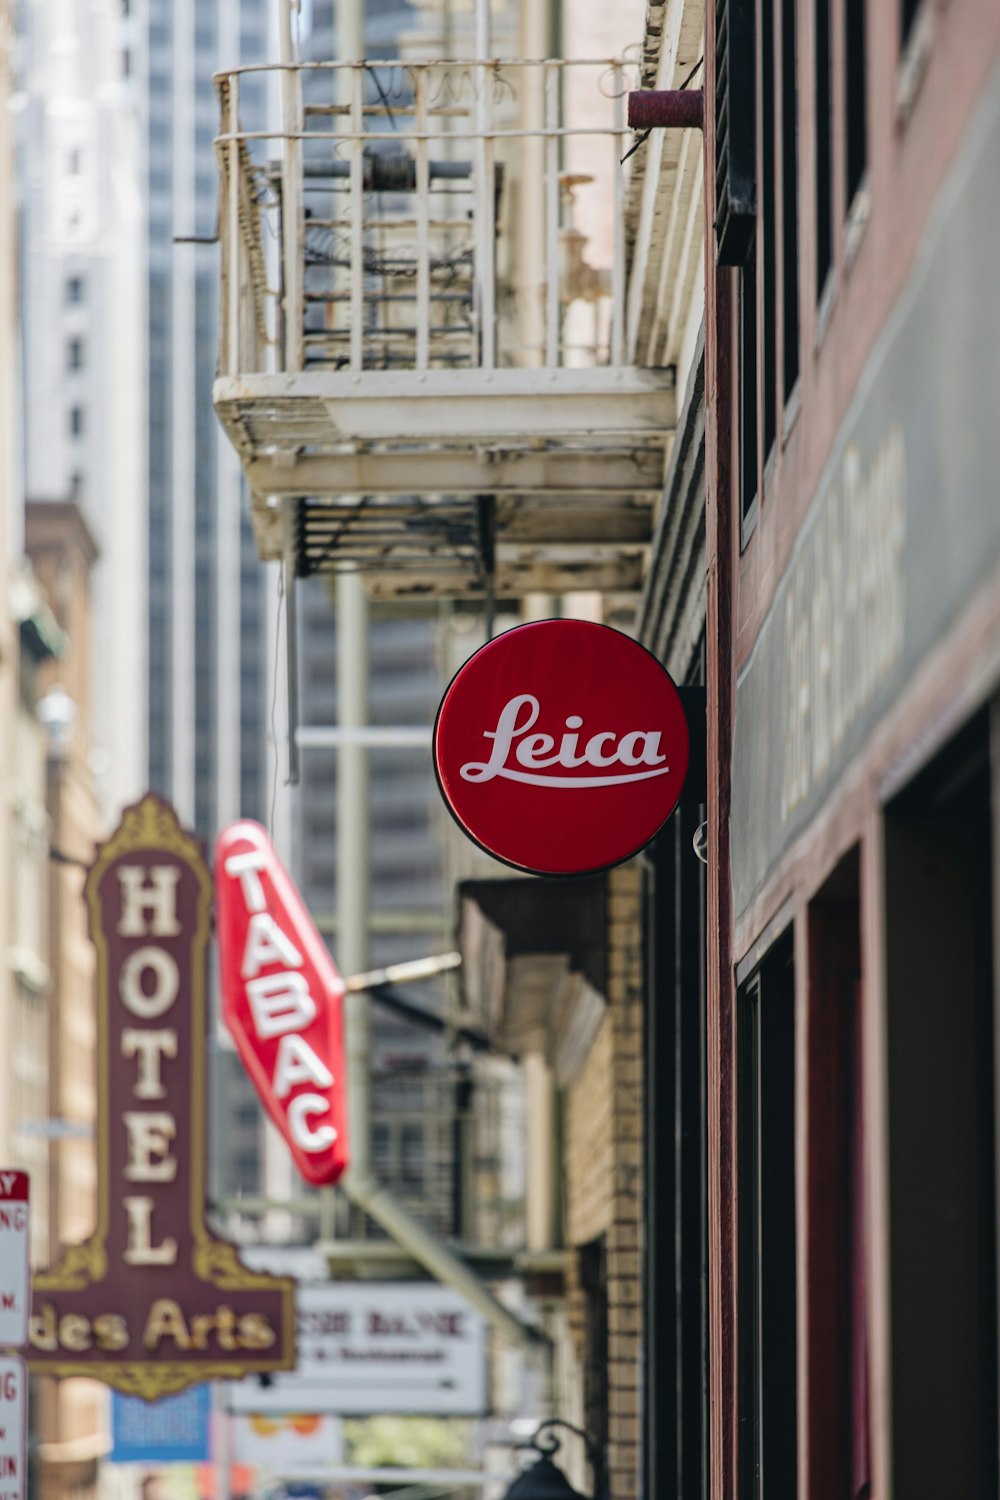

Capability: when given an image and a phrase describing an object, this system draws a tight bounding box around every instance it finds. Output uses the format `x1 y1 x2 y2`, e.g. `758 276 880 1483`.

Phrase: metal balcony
213 57 675 599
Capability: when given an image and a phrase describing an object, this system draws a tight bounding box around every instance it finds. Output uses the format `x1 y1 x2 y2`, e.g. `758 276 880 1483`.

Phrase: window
67 148 81 175
644 767 709 1499
241 26 265 62
715 0 757 264
67 337 83 371
66 275 84 305
738 931 797 1500
814 0 833 300
883 711 998 1496
740 258 759 537
580 1238 610 1481
781 0 800 399
900 0 922 50
69 405 84 437
761 0 777 462
400 1123 424 1191
806 853 869 1499
845 0 867 205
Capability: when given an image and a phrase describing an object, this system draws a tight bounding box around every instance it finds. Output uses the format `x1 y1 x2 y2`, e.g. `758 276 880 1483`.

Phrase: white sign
229 1283 487 1416
0 1357 26 1500
234 1413 343 1471
0 1175 29 1348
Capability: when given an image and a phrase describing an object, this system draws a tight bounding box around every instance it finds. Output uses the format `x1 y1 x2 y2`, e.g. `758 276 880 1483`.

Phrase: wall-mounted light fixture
36 683 77 762
502 1420 606 1500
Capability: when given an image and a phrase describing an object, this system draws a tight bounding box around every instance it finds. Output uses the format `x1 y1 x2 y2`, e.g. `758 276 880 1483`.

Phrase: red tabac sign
434 619 690 875
26 795 295 1400
215 822 349 1188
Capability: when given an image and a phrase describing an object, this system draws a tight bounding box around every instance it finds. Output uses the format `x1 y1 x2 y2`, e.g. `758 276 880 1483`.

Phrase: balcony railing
210 1066 526 1255
213 57 676 597
217 56 644 374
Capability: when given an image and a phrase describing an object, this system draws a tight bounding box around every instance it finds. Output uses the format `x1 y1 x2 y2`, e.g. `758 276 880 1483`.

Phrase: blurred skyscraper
17 0 145 816
144 0 270 834
141 0 274 1203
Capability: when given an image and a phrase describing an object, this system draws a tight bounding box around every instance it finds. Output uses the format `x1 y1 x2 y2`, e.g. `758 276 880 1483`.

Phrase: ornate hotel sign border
24 794 295 1400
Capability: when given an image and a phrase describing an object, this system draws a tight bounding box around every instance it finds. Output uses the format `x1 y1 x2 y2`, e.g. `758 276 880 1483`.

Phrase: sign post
0 1356 26 1500
0 1175 29 1348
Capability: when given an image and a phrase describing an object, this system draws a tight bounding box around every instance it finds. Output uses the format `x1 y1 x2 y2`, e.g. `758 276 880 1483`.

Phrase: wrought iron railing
210 1065 526 1252
215 56 639 380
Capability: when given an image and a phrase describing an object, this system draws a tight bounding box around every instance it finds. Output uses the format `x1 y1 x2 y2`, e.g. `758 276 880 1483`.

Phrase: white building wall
18 0 147 817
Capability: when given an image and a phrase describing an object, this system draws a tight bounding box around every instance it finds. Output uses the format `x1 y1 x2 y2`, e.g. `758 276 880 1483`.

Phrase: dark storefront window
780 0 800 400
760 0 777 464
738 930 797 1500
900 0 922 52
845 0 868 205
740 257 759 543
884 710 998 1497
644 796 708 1499
806 852 870 1500
580 1236 609 1470
814 0 833 300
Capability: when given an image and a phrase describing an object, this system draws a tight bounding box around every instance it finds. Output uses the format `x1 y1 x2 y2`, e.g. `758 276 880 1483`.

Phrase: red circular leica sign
433 619 690 876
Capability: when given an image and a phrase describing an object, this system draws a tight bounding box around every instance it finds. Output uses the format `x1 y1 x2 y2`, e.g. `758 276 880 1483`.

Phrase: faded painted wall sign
26 794 295 1400
732 74 1000 917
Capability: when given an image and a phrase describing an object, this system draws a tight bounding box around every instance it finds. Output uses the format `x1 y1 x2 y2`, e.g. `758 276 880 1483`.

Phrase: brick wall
564 860 645 1500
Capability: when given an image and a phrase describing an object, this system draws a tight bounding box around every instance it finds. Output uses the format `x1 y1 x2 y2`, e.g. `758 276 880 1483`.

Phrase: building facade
141 0 281 1208
17 0 146 819
24 501 105 1500
703 0 1000 1494
144 0 271 835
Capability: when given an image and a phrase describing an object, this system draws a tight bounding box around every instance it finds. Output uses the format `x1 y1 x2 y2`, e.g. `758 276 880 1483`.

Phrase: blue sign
111 1384 211 1463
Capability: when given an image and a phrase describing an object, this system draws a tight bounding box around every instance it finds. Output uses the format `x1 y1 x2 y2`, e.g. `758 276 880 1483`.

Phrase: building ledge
458 877 607 1083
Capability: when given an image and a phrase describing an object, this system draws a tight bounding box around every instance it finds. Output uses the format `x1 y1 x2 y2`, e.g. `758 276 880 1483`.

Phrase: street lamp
36 683 77 761
502 1420 607 1500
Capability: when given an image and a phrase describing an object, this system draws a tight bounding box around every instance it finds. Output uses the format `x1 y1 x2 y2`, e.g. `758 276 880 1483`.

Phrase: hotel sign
26 795 295 1400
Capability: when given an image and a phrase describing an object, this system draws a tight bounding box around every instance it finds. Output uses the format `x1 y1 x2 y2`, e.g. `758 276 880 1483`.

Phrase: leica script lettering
460 693 671 788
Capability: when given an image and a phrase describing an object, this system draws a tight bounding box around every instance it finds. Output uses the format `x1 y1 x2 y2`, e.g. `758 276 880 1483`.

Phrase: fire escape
213 52 675 600
210 40 673 1342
